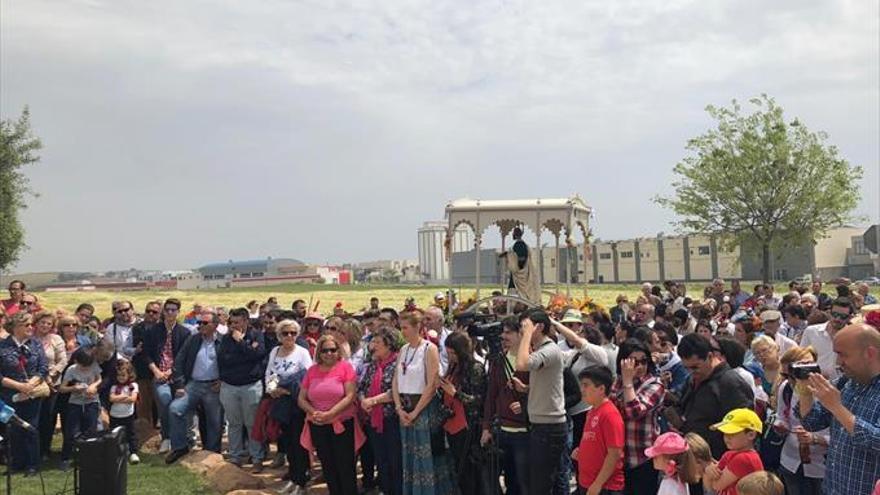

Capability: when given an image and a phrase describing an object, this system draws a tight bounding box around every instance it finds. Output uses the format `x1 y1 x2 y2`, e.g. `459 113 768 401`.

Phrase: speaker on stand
74 426 128 495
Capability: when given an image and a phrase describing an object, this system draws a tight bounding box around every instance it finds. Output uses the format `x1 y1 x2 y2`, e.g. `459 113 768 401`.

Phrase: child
735 471 784 495
58 347 103 471
705 408 764 495
684 433 716 495
109 359 140 464
571 366 624 495
644 431 699 495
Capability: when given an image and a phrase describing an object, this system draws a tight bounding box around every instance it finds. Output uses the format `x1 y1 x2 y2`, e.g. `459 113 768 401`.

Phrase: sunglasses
320 347 339 354
21 301 34 306
62 323 77 327
197 321 212 326
115 307 132 313
326 326 338 331
145 309 160 315
632 358 650 365
830 311 851 320
280 331 297 337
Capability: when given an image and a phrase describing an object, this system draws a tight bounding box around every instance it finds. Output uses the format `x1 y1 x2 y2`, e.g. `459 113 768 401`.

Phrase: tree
0 107 42 272
655 95 863 283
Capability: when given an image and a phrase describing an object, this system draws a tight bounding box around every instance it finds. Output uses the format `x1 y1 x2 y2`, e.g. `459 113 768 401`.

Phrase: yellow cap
710 408 763 434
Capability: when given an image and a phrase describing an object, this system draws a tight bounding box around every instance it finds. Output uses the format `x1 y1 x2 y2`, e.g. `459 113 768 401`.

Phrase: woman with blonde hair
298 333 359 495
392 311 457 495
750 335 781 399
774 345 827 495
33 311 68 458
0 312 49 475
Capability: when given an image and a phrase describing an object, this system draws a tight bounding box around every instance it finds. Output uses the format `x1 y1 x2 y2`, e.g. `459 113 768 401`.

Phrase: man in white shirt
106 300 136 360
424 306 451 374
799 297 854 380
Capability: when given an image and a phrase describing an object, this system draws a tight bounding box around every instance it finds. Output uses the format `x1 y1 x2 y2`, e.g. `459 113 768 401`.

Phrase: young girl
685 433 716 495
58 348 103 471
644 431 700 495
109 359 140 464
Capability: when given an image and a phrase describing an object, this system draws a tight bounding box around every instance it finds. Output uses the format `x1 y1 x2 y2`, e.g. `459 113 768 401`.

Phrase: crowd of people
0 277 878 495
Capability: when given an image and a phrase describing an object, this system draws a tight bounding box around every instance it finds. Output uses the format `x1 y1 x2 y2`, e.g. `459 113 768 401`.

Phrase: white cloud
1 0 877 271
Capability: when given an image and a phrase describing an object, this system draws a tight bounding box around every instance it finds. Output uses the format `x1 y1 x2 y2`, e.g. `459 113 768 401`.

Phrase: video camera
458 312 505 356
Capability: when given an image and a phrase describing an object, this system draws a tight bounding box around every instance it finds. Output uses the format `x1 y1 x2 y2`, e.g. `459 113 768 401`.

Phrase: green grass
34 282 880 319
6 452 216 495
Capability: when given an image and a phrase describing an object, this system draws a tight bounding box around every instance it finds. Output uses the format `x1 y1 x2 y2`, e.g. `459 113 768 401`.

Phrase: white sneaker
129 453 140 464
279 482 294 494
158 439 171 454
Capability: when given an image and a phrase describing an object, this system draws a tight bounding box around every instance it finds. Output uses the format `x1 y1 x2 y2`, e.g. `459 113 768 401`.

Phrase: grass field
32 282 880 319
8 444 215 495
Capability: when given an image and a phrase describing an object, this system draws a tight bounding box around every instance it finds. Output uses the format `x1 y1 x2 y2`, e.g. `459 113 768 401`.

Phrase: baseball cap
760 310 782 322
710 408 763 434
644 432 689 458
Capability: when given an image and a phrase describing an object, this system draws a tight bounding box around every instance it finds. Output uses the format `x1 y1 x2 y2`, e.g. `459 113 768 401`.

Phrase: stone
206 462 266 493
180 450 225 476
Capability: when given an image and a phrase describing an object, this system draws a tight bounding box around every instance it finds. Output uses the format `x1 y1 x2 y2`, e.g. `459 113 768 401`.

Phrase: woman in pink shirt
297 334 358 495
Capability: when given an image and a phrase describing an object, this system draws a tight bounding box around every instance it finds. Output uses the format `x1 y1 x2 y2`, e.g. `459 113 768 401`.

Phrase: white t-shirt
110 382 139 418
658 475 689 495
800 323 839 380
265 345 313 384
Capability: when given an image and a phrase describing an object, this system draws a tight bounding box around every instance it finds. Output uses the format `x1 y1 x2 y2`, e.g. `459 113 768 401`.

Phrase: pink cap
644 432 688 458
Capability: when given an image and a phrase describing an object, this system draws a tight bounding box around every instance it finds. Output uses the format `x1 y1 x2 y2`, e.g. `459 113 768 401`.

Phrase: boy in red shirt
705 408 764 495
572 365 625 495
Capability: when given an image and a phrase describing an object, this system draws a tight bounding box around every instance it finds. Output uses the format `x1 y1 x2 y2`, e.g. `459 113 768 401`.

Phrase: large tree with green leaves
656 95 863 283
0 107 42 273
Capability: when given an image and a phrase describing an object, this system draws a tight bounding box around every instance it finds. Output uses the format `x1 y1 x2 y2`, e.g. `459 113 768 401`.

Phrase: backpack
563 353 582 410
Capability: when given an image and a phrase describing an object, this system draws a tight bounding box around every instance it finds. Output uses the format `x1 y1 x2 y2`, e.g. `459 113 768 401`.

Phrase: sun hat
303 312 325 323
710 408 763 434
644 432 689 458
560 309 583 324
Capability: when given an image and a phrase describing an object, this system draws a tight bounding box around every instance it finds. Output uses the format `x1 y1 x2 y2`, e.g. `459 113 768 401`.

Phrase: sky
1 0 878 273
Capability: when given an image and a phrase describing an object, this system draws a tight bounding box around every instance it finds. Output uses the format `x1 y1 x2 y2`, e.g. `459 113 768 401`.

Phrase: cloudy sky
2 0 877 273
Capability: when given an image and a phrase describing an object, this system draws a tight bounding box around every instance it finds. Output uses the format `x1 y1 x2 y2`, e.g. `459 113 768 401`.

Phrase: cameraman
481 316 530 495
797 322 880 495
515 308 567 495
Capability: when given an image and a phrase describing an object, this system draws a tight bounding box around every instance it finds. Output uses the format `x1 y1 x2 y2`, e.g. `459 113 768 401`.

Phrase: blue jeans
497 429 530 495
169 381 222 452
7 398 41 471
219 381 264 463
529 422 568 495
62 401 99 461
555 416 574 495
154 382 173 440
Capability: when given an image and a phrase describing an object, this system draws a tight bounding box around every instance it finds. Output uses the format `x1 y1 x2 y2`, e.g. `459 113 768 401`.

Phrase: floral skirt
401 398 460 495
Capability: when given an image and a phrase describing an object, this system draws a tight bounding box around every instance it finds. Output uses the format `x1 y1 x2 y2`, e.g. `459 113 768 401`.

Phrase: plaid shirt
798 374 880 495
611 374 665 468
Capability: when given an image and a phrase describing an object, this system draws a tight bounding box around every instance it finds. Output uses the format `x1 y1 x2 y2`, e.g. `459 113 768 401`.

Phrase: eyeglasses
632 358 649 365
830 311 851 320
320 347 339 354
280 331 297 337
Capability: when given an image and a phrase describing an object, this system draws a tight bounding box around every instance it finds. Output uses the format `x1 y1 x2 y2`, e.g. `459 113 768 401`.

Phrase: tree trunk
762 241 771 284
